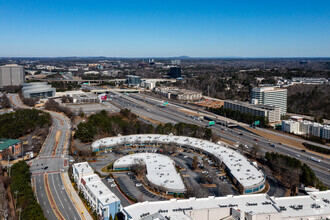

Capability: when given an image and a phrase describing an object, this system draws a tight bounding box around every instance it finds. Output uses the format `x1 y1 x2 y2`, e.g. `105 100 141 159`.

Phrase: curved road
9 94 81 220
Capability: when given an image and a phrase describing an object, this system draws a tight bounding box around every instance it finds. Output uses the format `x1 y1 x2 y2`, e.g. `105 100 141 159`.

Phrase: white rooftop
92 134 265 189
85 176 120 205
73 162 94 175
113 153 186 192
124 191 330 219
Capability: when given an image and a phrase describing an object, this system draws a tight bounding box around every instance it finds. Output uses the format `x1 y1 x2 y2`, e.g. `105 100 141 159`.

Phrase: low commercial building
114 153 186 194
92 134 266 194
73 162 121 220
123 190 330 220
154 87 203 101
282 119 330 140
22 82 56 98
72 93 99 103
0 139 22 160
224 100 281 123
291 77 328 84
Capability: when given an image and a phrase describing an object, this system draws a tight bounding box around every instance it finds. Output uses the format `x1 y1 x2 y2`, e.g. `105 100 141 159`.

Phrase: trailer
309 157 321 163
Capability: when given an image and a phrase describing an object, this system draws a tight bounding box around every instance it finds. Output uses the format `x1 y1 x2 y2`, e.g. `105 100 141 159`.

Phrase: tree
0 94 11 108
204 128 212 140
79 108 85 118
250 144 260 158
192 156 198 170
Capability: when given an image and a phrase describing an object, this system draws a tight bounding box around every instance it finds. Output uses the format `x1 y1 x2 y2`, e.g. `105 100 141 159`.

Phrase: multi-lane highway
107 91 330 186
9 94 81 220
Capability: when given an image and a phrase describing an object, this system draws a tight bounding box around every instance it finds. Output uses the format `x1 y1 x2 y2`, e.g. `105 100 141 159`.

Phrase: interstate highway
9 94 81 220
108 92 330 186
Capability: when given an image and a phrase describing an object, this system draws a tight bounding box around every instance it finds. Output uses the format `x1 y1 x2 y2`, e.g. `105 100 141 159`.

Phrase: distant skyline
1 0 329 57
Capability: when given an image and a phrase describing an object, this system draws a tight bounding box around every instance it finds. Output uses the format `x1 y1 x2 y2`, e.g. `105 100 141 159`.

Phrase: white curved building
113 153 186 193
92 134 266 194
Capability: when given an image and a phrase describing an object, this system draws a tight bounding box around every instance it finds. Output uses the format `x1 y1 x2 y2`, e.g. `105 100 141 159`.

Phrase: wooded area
74 109 213 143
265 152 327 192
0 109 52 139
10 161 46 219
287 84 330 120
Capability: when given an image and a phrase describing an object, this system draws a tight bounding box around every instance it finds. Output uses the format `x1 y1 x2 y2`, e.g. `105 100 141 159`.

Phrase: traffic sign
255 121 260 125
209 121 215 126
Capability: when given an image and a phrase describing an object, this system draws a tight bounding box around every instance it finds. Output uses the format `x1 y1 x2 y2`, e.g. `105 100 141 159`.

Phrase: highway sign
209 121 215 126
255 121 260 125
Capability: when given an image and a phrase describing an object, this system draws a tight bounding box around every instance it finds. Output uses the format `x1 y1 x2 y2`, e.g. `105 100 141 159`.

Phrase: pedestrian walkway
61 172 93 220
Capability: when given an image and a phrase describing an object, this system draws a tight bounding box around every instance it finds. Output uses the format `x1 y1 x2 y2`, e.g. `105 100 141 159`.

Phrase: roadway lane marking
44 174 65 220
51 174 70 220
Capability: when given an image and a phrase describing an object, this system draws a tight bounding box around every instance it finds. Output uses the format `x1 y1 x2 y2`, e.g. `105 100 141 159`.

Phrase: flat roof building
73 162 121 220
123 190 330 220
251 86 287 115
224 100 281 123
92 134 266 194
22 82 56 98
126 75 142 87
0 64 25 89
114 153 186 193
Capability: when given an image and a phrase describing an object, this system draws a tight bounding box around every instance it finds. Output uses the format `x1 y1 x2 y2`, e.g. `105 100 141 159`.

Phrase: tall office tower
251 86 287 115
168 67 181 78
0 64 25 89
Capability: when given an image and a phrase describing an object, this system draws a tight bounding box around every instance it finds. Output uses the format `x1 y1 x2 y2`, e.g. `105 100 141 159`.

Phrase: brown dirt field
245 127 330 159
202 184 217 188
177 108 200 117
136 114 163 125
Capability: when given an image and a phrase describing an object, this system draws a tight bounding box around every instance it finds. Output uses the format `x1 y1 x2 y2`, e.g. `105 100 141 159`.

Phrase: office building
92 134 266 195
168 67 181 78
123 190 330 220
154 87 203 101
224 100 281 123
0 64 25 89
126 75 142 86
251 86 287 115
22 82 56 98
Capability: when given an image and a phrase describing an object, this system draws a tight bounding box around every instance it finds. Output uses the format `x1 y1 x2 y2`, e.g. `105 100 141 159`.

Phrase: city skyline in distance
1 0 329 57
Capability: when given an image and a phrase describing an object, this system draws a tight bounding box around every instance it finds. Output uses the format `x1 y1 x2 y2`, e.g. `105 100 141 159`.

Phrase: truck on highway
309 157 321 163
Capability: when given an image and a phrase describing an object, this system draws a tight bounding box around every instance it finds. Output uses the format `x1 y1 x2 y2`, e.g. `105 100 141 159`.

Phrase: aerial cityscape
0 1 329 220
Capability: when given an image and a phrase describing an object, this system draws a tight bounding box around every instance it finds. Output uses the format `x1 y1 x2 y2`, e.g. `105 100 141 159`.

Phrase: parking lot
114 172 166 202
66 102 120 115
90 144 239 203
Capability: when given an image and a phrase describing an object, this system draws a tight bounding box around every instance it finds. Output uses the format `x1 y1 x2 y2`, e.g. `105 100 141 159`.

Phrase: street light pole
14 191 19 211
18 208 22 220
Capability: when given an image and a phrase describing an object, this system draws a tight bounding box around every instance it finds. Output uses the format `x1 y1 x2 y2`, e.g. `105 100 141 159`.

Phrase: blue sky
0 0 329 57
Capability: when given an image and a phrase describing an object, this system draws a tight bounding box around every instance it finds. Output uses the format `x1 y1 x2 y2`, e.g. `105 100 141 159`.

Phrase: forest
287 84 330 120
265 152 327 191
0 109 52 139
74 109 213 143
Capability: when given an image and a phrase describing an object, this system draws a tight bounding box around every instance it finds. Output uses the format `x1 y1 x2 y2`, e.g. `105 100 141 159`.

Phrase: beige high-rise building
0 64 25 88
251 86 287 115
